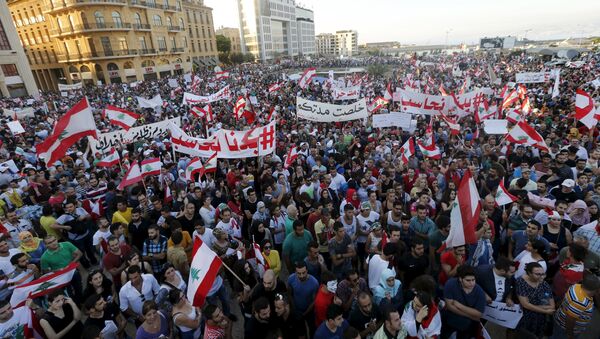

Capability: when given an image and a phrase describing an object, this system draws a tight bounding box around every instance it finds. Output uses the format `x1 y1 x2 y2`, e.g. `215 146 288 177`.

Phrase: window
153 14 162 26
183 36 187 48
191 40 194 52
112 11 122 27
133 13 141 25
0 20 11 50
179 18 184 29
170 36 176 48
1 64 18 77
157 37 167 51
139 37 147 50
166 17 172 29
94 12 105 27
100 37 112 55
118 37 128 51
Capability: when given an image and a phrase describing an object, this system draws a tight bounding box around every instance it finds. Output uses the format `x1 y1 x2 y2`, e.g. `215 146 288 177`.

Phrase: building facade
295 6 314 56
215 26 242 54
6 0 217 91
182 0 218 68
316 30 358 57
237 0 314 61
0 1 38 97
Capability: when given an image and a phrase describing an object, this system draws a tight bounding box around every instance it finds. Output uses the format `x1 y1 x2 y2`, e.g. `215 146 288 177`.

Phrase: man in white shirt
193 220 216 249
92 217 111 255
367 243 396 292
118 265 160 323
328 166 347 194
3 210 33 248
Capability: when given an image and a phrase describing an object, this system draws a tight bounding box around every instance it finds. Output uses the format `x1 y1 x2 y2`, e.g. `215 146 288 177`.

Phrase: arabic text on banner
136 94 163 108
372 112 413 129
393 89 451 115
173 120 277 159
181 85 231 105
481 301 523 329
296 97 368 122
89 117 181 154
515 72 550 84
58 83 83 91
332 85 361 101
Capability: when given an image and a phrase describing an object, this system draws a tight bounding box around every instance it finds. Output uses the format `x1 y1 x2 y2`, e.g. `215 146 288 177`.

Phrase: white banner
372 112 412 129
7 121 25 135
172 121 276 159
89 117 181 154
394 89 451 115
482 301 522 329
452 89 490 113
58 82 83 91
137 94 163 108
332 85 361 100
515 72 550 83
168 79 179 88
182 85 231 105
296 97 368 122
2 107 35 119
483 119 509 135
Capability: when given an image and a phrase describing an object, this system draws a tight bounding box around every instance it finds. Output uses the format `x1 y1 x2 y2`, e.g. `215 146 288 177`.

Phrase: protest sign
7 120 25 135
182 85 231 105
296 97 368 122
372 112 412 129
332 85 361 100
3 107 35 119
89 117 181 154
482 301 522 329
515 72 550 83
0 159 20 173
136 95 163 108
452 89 489 113
58 83 83 91
483 119 508 135
168 79 179 88
394 89 450 115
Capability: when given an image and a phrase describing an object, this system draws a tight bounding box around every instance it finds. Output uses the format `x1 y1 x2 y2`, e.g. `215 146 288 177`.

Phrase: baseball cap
561 179 575 188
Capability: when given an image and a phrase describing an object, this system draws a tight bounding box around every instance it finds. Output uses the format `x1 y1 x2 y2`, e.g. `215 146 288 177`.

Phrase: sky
205 0 600 45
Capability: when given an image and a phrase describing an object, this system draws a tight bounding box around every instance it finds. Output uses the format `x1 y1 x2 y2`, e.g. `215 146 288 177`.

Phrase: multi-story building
316 30 358 57
0 1 38 97
237 0 314 61
182 0 218 68
6 0 217 91
215 26 241 54
295 6 314 56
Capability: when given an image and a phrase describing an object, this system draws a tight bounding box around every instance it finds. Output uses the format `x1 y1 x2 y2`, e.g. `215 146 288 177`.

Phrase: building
216 26 241 54
182 0 218 68
6 0 217 91
237 0 315 61
0 1 38 97
316 30 358 57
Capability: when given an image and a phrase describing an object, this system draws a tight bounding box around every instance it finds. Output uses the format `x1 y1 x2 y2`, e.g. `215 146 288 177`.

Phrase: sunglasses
264 246 271 250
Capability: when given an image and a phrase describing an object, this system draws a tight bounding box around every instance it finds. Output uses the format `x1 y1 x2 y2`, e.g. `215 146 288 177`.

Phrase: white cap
561 179 575 188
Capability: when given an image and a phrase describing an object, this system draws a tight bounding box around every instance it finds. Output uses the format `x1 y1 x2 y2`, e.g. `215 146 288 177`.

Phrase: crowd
0 50 599 339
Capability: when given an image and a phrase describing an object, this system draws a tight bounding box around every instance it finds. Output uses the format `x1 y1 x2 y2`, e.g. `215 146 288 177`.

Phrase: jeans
550 319 580 339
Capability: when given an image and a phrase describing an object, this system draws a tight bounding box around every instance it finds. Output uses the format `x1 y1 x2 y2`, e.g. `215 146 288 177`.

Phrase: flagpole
221 260 248 287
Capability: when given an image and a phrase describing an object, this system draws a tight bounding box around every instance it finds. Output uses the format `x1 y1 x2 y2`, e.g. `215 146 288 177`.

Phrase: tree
216 35 231 53
230 53 244 64
367 64 389 78
243 53 255 63
218 52 230 65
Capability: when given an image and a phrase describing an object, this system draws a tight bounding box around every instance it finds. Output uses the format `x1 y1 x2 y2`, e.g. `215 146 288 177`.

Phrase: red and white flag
368 96 389 113
517 84 528 100
506 120 549 151
191 74 201 92
505 109 522 124
117 163 143 190
234 96 246 120
9 306 42 339
191 104 214 123
521 97 532 115
417 134 441 159
215 71 230 81
266 107 276 121
383 83 393 101
439 84 449 96
185 157 203 181
253 242 269 270
198 153 217 179
399 138 415 164
284 146 299 169
268 83 282 93
141 158 162 177
501 89 519 111
495 180 517 206
96 148 120 168
187 237 222 307
575 89 597 129
10 262 79 307
36 98 98 165
440 170 481 252
298 68 316 89
103 105 140 131
439 113 460 135
164 183 173 204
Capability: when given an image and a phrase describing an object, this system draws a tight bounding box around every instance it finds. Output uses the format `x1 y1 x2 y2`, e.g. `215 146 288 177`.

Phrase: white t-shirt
368 254 394 291
193 228 216 249
0 248 22 276
92 229 112 254
492 270 506 302
329 173 347 192
215 219 241 239
0 306 30 338
356 211 380 243
514 250 547 279
56 207 90 240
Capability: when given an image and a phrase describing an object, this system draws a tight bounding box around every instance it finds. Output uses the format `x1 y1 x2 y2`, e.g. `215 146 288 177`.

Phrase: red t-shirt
314 287 334 327
102 244 132 287
438 251 466 286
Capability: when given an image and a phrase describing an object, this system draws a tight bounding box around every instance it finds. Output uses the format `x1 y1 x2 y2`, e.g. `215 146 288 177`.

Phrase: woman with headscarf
567 199 590 230
339 188 360 216
373 268 403 310
18 231 45 264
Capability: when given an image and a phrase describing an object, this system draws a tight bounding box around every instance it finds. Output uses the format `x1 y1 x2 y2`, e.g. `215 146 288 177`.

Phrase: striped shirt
555 284 595 334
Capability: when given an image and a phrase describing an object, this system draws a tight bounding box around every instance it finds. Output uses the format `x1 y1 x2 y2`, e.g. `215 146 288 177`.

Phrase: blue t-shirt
314 319 349 339
287 273 319 314
443 277 486 331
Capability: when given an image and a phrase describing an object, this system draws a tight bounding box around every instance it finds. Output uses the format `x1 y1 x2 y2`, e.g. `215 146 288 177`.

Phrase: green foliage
367 64 389 77
216 35 231 53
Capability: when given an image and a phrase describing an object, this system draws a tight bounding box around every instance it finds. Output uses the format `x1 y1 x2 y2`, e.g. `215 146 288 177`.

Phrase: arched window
112 11 122 27
166 17 172 29
133 13 141 26
152 14 162 26
179 18 184 29
94 12 105 28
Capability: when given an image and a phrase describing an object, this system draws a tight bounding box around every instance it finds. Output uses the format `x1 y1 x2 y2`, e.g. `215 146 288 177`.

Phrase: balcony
56 49 137 62
46 0 127 13
129 0 158 8
170 47 184 53
162 4 179 11
50 22 131 37
132 23 151 30
167 25 183 32
138 48 157 55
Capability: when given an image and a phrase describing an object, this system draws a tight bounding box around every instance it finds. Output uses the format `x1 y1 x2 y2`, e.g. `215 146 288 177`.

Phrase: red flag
284 146 299 169
575 89 597 129
187 237 222 307
103 105 140 131
298 68 316 89
117 163 142 191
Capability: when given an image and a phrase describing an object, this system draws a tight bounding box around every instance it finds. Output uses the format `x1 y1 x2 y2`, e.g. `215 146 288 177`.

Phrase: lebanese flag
187 237 222 307
439 170 481 252
10 262 79 307
298 67 316 89
191 104 214 123
267 107 276 121
117 163 143 190
164 183 173 204
234 96 246 120
495 180 517 206
506 109 522 124
253 242 269 270
501 89 519 111
268 83 282 93
103 105 140 131
11 306 43 339
368 96 389 113
417 134 441 159
399 137 415 164
439 84 449 96
440 113 460 135
36 98 98 165
96 148 120 167
191 74 201 92
197 153 217 179
141 158 162 177
506 120 549 151
185 157 204 181
575 89 597 129
521 97 532 115
517 84 527 100
284 146 299 169
215 71 230 81
383 82 393 101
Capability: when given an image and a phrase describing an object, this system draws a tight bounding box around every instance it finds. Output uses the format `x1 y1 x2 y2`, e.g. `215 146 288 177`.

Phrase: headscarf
345 188 360 209
19 231 42 253
568 200 590 226
373 268 401 304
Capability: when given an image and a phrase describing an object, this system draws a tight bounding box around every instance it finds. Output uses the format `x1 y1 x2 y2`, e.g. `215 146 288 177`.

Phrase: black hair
325 303 343 321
